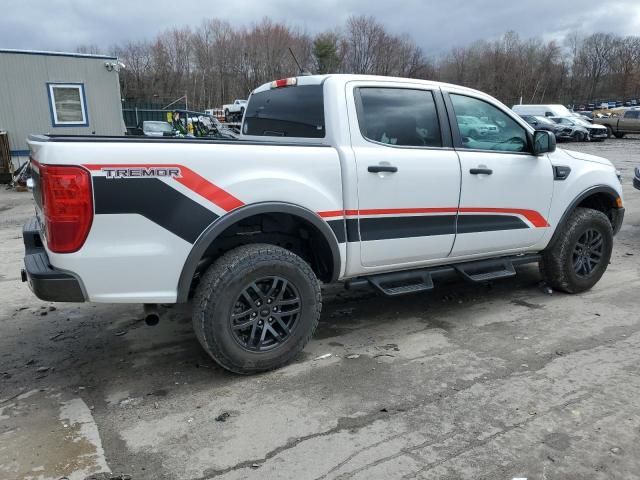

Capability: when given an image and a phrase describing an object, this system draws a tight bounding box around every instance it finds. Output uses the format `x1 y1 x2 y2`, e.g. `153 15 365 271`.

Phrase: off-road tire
192 244 322 374
539 208 613 293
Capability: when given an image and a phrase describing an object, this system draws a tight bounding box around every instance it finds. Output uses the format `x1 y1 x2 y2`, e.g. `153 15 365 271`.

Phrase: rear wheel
614 132 626 139
540 208 613 293
192 244 321 374
224 109 230 122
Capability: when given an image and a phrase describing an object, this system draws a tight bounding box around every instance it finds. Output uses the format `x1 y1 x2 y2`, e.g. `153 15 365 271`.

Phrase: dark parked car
520 115 573 141
635 167 640 191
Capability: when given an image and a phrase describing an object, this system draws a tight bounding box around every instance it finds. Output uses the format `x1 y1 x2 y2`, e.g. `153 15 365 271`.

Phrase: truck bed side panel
28 139 344 302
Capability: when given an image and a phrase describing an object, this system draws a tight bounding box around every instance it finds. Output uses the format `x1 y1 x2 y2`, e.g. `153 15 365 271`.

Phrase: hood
559 148 614 167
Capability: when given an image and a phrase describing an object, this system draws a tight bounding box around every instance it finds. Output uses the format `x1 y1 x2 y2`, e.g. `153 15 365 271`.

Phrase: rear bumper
634 175 640 191
22 217 85 302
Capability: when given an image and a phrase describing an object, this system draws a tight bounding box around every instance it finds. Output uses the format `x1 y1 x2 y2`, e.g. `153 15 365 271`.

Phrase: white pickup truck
222 99 247 121
23 74 624 374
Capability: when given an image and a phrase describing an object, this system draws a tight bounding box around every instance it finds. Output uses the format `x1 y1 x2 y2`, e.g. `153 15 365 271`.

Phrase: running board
345 254 541 297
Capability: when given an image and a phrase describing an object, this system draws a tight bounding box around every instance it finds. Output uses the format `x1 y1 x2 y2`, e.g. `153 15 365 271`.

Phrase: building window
47 83 88 126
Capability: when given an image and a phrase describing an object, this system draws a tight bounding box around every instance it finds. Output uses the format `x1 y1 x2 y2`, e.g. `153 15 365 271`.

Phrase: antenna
288 47 305 75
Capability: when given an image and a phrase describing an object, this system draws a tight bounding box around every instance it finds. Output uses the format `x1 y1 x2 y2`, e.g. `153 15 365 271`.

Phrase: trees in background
104 16 640 111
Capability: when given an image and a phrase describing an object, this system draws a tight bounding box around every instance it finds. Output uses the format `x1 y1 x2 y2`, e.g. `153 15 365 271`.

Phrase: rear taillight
40 164 93 253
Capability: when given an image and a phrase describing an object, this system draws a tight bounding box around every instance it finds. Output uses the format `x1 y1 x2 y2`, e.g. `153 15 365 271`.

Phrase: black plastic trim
22 218 85 302
553 165 571 180
345 253 541 295
547 185 623 247
176 202 342 302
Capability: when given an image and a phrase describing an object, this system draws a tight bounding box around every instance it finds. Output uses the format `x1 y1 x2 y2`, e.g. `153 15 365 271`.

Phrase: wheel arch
177 202 342 302
547 185 623 248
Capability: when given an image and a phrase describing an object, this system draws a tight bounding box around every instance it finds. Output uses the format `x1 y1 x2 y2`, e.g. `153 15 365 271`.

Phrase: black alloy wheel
230 276 301 352
572 229 604 278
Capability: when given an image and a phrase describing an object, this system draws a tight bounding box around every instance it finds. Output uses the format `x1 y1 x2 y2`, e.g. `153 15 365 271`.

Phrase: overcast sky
2 0 640 55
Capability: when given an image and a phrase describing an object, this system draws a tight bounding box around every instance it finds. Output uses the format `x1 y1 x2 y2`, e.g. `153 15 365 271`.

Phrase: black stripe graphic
327 219 345 243
457 215 528 233
360 215 456 241
92 177 218 243
346 218 359 242
328 214 530 243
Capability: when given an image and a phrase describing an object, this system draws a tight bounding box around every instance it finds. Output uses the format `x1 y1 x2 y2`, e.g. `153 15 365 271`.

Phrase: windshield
144 122 174 133
573 118 593 127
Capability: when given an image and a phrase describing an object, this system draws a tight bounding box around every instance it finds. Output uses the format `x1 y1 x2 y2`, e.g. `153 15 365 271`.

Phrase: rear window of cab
243 84 325 138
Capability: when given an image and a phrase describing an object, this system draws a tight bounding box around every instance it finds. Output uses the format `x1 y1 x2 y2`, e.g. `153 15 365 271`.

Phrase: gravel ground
1 137 639 480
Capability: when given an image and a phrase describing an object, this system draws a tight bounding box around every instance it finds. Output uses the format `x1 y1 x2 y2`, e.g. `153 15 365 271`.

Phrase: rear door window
355 88 442 147
243 85 325 138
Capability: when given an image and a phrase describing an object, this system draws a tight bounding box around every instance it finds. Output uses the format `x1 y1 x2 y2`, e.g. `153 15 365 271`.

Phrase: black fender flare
547 185 622 248
176 202 342 302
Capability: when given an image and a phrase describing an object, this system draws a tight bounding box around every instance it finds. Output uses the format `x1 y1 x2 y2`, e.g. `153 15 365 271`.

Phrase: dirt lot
1 138 639 480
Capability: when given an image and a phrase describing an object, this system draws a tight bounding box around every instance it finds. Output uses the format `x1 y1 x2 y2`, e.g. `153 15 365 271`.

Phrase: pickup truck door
443 89 553 257
620 111 640 132
346 82 461 268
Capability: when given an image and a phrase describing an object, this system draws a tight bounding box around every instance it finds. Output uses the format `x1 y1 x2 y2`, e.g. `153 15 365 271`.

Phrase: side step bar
345 254 541 297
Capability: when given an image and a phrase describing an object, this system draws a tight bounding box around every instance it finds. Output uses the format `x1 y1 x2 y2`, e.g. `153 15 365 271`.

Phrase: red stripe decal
83 164 244 212
459 208 549 228
318 207 549 228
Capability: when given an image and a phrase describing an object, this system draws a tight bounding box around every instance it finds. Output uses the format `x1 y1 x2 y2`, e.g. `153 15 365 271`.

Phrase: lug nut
267 299 272 304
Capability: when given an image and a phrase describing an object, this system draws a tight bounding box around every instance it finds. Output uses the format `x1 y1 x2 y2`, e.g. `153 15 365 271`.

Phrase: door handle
469 167 493 175
368 165 398 173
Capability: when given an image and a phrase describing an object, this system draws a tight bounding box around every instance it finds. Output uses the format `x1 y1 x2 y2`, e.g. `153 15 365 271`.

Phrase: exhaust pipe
143 304 160 326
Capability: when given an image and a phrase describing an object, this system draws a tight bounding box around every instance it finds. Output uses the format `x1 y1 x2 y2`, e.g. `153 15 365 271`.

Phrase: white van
512 104 572 117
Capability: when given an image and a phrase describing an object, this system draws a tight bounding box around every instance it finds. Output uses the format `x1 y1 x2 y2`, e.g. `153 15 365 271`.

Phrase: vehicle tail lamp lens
40 164 93 253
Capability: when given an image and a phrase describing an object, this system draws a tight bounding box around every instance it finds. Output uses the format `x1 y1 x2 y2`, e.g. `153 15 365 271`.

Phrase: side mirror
533 130 556 155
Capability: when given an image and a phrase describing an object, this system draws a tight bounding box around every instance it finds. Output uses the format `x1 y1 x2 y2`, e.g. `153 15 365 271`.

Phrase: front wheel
192 244 322 374
606 126 614 138
540 208 613 293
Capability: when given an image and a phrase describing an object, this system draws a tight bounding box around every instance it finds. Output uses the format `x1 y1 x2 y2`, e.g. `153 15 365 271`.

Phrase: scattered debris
25 359 35 366
114 330 128 336
36 366 50 373
373 353 395 359
314 353 332 360
610 446 622 454
330 308 354 318
154 402 159 409
539 282 553 295
346 354 360 359
251 463 260 469
528 411 537 416
215 412 231 422
39 311 48 316
48 306 56 312
187 417 194 423
379 407 388 413
49 331 65 341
